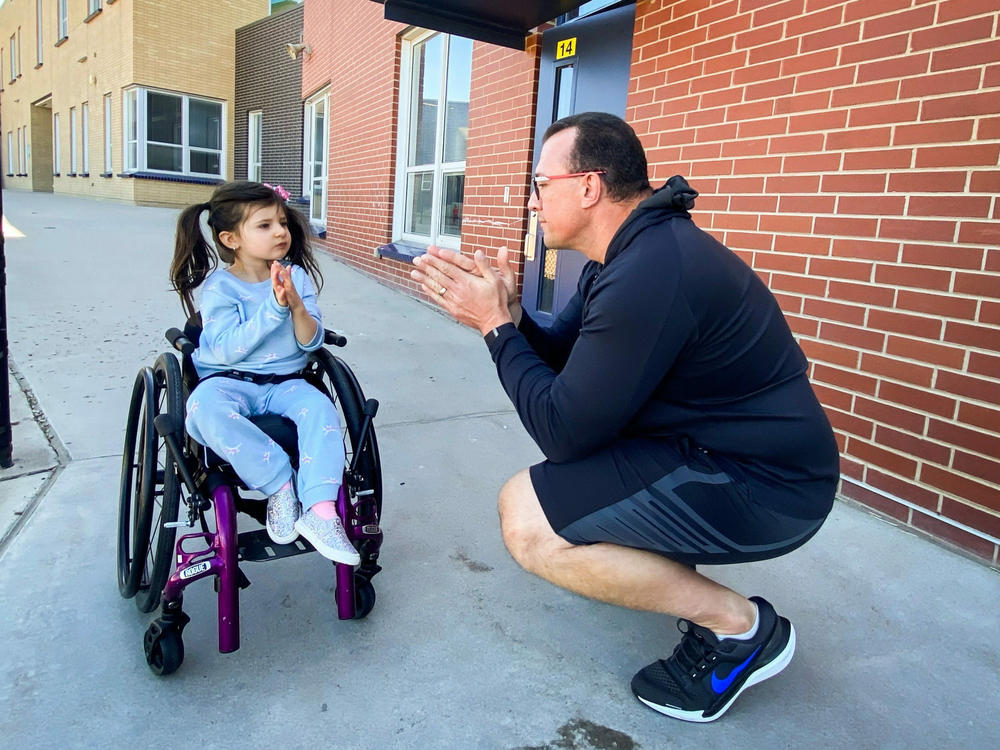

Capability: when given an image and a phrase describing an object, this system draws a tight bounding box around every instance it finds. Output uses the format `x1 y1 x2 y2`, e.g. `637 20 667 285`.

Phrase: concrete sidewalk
0 189 997 750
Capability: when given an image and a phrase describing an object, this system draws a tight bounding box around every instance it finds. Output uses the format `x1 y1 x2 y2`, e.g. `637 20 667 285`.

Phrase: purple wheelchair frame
161 481 367 653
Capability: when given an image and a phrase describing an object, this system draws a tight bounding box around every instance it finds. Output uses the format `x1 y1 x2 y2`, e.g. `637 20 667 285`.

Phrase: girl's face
225 202 290 269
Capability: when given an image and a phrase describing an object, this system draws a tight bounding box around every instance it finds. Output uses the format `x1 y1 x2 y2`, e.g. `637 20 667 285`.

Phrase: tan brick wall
1 0 267 205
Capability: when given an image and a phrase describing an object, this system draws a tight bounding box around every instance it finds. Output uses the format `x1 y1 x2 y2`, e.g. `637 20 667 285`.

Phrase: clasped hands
411 246 521 335
270 260 302 310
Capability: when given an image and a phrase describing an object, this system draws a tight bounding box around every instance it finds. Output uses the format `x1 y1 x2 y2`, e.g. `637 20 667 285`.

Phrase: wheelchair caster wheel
144 621 185 676
336 577 376 619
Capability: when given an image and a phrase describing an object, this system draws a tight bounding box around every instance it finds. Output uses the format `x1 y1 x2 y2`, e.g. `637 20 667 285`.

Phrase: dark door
521 3 636 320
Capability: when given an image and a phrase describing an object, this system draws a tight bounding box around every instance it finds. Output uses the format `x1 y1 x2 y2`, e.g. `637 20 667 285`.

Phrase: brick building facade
301 0 999 566
0 0 269 206
234 3 304 196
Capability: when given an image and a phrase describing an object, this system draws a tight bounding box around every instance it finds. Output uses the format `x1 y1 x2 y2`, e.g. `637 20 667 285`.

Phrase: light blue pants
185 376 344 509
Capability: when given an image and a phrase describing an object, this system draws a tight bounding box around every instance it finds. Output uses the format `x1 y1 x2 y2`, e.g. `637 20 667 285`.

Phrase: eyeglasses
531 170 607 199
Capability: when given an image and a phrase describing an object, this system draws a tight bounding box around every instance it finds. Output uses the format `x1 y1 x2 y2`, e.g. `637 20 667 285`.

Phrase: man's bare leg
498 468 756 635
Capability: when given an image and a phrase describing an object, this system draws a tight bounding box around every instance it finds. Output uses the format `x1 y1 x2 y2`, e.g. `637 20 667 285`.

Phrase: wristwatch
484 327 501 347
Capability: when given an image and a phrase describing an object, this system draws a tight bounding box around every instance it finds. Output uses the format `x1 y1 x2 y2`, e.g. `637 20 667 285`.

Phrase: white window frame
53 112 61 174
247 110 262 182
57 0 68 41
392 30 469 250
303 89 329 225
81 101 90 174
123 88 137 171
88 0 103 14
69 106 78 174
36 0 44 65
5 132 11 175
104 93 112 173
9 34 16 80
121 86 225 178
21 125 27 174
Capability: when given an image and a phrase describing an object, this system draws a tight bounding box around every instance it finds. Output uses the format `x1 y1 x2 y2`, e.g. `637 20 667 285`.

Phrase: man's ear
581 172 603 209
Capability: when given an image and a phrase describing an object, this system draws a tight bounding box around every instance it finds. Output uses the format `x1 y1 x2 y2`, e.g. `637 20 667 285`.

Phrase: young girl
169 181 359 565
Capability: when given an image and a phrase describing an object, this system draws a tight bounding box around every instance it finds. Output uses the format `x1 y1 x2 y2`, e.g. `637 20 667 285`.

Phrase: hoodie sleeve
198 278 290 367
487 232 694 464
291 265 325 352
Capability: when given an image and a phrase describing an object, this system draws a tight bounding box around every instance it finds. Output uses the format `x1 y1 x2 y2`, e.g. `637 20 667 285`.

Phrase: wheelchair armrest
324 329 347 347
166 328 195 355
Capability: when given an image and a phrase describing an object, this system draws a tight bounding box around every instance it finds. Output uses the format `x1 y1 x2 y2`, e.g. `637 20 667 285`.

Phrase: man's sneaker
266 486 300 545
295 508 361 565
630 597 796 723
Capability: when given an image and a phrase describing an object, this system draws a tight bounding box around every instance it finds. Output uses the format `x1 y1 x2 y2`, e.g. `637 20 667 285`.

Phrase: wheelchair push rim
132 353 184 613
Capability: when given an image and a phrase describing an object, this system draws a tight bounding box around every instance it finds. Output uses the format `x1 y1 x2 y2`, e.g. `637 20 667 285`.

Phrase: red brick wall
629 0 1000 564
303 0 404 282
302 6 539 303
460 38 541 294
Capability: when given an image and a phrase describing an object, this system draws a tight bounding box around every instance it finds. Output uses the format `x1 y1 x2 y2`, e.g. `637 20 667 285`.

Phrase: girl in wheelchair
169 180 359 565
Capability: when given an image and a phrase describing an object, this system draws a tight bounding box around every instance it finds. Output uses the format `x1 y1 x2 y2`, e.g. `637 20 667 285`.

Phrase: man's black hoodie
487 177 839 518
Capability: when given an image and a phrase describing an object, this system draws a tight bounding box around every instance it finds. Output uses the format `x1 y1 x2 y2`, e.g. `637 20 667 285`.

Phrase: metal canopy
371 0 589 50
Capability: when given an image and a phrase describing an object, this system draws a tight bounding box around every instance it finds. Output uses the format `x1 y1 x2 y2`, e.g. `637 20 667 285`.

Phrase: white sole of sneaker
294 519 361 566
637 624 797 723
265 525 299 546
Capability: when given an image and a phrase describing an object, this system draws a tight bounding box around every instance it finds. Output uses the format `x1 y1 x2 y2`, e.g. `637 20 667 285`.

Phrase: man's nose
527 191 540 211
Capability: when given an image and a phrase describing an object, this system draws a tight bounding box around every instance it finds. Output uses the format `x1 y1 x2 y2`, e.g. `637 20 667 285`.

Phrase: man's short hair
544 112 651 202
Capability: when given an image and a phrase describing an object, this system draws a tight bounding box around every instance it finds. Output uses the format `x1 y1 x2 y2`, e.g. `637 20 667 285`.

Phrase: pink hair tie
263 183 291 201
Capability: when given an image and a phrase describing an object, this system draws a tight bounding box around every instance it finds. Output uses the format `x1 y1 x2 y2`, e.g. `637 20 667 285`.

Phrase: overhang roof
370 0 589 50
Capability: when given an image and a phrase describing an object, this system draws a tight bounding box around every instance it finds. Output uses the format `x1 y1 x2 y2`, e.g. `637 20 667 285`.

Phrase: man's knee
497 470 560 570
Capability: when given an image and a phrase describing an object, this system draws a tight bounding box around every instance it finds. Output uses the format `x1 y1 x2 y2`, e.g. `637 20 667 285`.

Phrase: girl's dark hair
169 180 322 317
543 112 651 202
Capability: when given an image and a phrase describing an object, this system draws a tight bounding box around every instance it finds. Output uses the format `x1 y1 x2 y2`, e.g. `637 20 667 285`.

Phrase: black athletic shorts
529 436 834 566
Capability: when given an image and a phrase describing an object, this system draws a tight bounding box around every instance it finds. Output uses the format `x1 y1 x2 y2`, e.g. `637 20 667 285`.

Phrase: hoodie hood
602 175 699 266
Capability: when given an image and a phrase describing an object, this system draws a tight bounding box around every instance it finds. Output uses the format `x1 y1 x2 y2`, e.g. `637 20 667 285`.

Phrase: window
122 87 224 177
88 0 103 14
6 132 13 175
81 101 90 174
394 31 471 248
58 0 68 41
9 34 16 80
303 90 328 224
123 88 136 170
20 126 27 175
53 112 60 174
248 110 262 182
70 106 78 173
36 0 43 65
104 93 112 173
16 26 21 75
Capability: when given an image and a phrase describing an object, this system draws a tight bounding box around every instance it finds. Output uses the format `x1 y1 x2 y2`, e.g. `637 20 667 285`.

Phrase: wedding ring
438 286 447 296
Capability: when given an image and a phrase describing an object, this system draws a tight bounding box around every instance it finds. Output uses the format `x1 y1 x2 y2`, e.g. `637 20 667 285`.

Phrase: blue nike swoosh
710 646 761 694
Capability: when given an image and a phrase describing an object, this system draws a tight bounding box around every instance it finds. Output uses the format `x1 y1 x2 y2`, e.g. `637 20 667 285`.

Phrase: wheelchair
116 317 383 676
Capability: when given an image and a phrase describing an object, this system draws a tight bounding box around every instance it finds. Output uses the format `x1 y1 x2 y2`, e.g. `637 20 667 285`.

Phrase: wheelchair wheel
144 620 184 676
308 350 382 514
118 367 156 598
133 353 184 614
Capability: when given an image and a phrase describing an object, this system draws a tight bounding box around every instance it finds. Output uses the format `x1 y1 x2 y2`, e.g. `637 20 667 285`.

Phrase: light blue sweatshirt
192 265 324 379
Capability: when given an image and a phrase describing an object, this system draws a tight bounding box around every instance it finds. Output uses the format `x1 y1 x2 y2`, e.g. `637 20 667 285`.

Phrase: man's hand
411 246 513 335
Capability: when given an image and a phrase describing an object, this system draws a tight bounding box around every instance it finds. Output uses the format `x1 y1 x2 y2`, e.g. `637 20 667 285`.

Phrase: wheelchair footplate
237 529 316 562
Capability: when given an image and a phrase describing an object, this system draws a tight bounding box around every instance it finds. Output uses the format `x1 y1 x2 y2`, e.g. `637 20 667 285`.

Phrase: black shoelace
664 620 721 681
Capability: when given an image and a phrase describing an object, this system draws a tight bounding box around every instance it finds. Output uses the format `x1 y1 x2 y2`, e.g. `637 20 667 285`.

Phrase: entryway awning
370 0 588 50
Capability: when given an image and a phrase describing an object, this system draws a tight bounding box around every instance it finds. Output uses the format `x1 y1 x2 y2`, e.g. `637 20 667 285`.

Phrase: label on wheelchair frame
363 524 380 535
179 561 211 580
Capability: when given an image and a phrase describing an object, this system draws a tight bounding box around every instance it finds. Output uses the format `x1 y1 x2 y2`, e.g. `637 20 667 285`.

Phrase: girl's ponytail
170 202 217 318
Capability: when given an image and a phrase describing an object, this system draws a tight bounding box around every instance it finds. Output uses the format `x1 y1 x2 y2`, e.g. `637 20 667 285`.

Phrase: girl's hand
271 261 303 310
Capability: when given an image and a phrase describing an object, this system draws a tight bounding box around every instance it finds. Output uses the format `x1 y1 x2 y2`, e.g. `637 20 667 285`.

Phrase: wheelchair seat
202 413 300 469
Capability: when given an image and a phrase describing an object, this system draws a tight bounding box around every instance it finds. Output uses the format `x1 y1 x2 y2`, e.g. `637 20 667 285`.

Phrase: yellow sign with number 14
556 37 577 60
